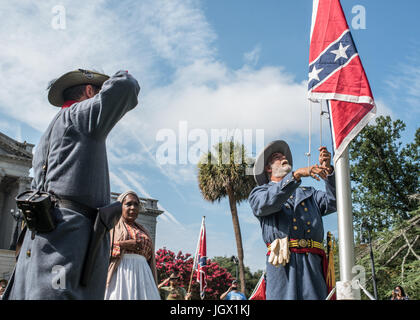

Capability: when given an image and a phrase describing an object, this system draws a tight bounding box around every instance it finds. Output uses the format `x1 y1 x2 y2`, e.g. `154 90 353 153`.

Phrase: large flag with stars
192 217 207 299
308 0 376 162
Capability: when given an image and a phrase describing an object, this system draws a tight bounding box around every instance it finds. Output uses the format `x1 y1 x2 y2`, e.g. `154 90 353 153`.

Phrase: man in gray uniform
3 69 140 299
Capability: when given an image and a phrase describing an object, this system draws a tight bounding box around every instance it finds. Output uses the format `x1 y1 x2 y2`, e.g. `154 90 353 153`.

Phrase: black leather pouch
15 190 56 233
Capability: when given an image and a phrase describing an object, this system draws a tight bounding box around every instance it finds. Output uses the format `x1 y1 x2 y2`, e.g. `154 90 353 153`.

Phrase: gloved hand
278 237 290 266
268 237 289 267
268 239 280 267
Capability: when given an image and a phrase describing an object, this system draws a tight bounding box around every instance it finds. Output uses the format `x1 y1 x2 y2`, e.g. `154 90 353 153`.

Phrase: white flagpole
334 146 360 300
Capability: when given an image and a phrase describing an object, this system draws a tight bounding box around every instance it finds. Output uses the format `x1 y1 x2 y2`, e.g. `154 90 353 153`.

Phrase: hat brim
48 69 109 107
253 140 293 186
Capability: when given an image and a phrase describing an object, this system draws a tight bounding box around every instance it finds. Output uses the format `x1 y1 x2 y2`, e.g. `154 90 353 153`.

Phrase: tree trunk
226 185 246 293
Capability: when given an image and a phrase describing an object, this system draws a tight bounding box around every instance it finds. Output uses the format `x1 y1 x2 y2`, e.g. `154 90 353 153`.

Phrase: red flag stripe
309 0 375 162
309 0 350 64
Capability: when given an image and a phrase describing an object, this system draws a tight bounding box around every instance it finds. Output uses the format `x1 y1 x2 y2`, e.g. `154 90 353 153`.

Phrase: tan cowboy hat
169 273 180 280
47 68 109 107
253 140 293 186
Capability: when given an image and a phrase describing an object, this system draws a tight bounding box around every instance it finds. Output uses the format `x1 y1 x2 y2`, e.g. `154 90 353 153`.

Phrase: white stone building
0 132 33 281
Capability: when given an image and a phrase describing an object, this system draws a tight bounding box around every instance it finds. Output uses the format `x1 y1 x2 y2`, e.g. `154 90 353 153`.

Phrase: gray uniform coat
3 70 140 300
248 171 336 300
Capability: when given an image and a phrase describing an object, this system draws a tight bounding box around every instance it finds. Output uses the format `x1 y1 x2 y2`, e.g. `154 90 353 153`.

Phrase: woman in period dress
105 191 160 300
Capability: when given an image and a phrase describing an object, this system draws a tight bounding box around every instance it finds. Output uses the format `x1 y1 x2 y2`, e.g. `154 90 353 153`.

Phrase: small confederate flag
193 217 207 300
308 0 376 162
249 272 266 300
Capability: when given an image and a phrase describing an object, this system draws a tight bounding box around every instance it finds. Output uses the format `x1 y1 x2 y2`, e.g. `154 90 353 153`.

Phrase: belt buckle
298 239 308 248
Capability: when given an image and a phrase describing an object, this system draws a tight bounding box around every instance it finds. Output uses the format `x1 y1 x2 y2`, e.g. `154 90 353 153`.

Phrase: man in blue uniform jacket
248 140 336 300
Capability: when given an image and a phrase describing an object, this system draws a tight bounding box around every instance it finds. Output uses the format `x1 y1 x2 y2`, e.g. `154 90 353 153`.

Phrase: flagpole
187 262 195 294
334 147 360 300
188 216 205 294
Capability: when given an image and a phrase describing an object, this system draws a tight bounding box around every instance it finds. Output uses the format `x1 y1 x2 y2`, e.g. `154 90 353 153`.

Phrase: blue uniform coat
4 70 140 300
248 171 336 300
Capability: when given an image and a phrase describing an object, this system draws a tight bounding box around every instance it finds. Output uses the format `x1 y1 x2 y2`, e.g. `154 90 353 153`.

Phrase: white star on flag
308 65 323 82
330 42 350 62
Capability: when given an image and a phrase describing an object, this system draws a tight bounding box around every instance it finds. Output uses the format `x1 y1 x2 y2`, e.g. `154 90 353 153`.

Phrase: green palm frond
197 141 256 203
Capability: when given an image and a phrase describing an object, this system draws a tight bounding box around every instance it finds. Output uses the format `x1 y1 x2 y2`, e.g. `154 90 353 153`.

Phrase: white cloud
139 60 311 149
370 99 394 123
384 47 420 116
243 45 262 66
0 0 314 163
0 0 215 131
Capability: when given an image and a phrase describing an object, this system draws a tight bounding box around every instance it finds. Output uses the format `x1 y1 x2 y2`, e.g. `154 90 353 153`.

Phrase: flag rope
306 100 313 166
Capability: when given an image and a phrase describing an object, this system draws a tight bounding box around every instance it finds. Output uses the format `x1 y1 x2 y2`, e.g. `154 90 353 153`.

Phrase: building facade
0 132 33 280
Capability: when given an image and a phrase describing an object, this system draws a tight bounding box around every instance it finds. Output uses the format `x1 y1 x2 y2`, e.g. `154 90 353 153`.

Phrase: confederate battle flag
193 217 207 300
308 0 376 162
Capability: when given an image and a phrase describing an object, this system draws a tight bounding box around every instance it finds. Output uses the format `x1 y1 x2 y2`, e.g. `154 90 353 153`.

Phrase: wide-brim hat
253 140 293 186
47 69 109 107
169 273 180 280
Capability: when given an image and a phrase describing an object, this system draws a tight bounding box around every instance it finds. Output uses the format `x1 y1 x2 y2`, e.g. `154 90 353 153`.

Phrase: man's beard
271 163 292 178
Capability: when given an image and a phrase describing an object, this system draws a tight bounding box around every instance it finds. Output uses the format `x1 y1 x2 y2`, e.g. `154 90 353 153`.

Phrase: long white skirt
104 254 161 300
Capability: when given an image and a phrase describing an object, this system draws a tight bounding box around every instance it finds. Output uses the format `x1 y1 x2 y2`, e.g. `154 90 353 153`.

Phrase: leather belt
266 238 324 254
56 198 98 221
289 238 323 249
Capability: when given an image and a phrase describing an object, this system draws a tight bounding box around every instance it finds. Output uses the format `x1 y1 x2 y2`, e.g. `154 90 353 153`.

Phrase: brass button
290 196 293 199
26 250 31 257
307 221 311 225
307 229 311 233
301 202 305 206
293 218 297 222
293 226 298 230
304 208 308 212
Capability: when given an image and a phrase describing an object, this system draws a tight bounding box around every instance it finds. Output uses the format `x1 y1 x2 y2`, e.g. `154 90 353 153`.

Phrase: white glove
268 239 280 267
278 237 290 266
268 237 289 267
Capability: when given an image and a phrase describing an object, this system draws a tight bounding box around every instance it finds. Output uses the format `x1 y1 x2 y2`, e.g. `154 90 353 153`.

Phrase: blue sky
0 0 419 272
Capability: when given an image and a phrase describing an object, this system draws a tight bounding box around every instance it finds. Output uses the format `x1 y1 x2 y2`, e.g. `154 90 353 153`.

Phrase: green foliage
349 116 420 233
355 210 420 300
197 141 256 204
212 256 263 297
197 140 257 292
155 248 234 300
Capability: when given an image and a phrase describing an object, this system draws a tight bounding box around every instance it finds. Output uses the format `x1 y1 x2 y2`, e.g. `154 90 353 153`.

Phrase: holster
15 190 56 234
80 201 122 287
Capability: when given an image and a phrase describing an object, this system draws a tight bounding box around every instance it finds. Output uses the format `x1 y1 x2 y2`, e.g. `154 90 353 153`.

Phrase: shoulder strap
39 110 64 192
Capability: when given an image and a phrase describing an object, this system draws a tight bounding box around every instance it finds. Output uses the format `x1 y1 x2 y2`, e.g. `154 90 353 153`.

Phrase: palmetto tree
197 141 256 292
